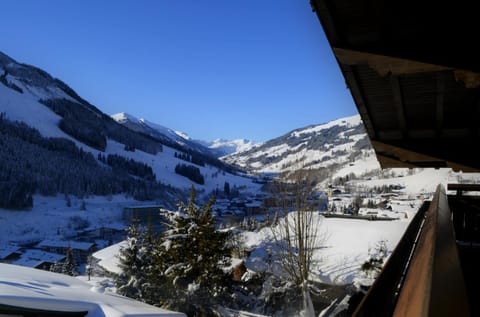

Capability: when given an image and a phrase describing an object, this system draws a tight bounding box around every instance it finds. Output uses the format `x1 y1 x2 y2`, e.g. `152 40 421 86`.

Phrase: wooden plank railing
353 185 469 317
352 196 429 316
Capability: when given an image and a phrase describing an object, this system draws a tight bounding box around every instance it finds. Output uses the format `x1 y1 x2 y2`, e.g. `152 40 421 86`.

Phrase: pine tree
153 186 233 316
224 181 231 195
50 248 78 276
63 248 78 276
115 220 152 301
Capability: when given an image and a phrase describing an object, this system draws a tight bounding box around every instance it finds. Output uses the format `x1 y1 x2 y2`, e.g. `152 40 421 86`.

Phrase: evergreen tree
224 181 231 196
50 248 78 276
63 248 78 276
115 221 152 301
153 187 233 316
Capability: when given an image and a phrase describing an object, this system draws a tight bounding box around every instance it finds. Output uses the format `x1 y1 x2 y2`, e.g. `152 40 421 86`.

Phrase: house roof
13 249 66 267
0 263 185 316
0 245 20 259
37 240 95 251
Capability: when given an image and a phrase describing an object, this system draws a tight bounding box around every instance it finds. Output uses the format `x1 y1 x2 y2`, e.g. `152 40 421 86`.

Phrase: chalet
245 201 263 216
0 245 21 263
36 240 95 263
123 205 167 232
12 249 65 271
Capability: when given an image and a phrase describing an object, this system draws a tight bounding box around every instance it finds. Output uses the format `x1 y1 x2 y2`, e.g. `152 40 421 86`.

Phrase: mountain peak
111 112 138 123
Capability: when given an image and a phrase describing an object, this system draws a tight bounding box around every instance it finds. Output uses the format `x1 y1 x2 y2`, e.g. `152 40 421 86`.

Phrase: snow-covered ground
354 168 453 195
0 263 185 317
241 213 410 285
0 194 130 245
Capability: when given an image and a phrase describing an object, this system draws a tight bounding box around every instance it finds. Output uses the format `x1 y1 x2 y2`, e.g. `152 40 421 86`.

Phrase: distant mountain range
0 49 381 208
197 138 259 157
110 112 259 157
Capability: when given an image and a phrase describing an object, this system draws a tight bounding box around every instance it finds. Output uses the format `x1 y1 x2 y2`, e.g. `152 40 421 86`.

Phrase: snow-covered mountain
224 115 380 180
0 50 260 209
112 112 189 142
111 112 217 156
196 138 259 157
111 112 259 158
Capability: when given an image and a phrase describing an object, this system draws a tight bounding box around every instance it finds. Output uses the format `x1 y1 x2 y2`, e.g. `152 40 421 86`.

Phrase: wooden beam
435 72 445 138
471 92 480 138
390 76 408 138
334 48 451 76
310 0 343 45
342 64 378 139
371 140 479 172
333 48 480 88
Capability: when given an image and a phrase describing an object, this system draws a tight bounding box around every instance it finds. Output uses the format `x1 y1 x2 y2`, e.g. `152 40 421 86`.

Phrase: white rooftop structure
13 249 65 267
37 240 95 251
92 241 126 274
0 263 185 317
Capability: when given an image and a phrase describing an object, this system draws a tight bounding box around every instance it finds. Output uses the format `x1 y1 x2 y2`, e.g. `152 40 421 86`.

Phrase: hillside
0 50 260 209
224 115 380 181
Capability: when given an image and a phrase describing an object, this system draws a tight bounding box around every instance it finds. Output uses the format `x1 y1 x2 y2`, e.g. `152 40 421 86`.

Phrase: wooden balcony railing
353 185 469 317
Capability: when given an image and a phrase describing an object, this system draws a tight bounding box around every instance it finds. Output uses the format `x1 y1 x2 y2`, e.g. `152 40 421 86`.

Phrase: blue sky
1 0 357 142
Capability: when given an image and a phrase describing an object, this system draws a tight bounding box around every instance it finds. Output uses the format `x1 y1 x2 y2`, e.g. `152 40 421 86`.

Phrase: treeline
0 114 174 209
174 164 204 185
174 151 205 167
1 70 24 93
39 98 163 154
40 96 238 175
98 153 155 181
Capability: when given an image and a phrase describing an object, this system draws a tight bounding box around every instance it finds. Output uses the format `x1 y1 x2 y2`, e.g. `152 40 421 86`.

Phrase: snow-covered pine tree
153 186 232 316
50 248 78 276
115 220 153 301
63 248 78 276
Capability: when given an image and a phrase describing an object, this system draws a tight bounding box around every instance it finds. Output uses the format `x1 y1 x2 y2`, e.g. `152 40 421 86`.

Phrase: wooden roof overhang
310 0 480 171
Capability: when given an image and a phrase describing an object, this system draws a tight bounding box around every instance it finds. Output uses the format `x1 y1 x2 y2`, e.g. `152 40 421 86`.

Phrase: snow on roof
0 263 185 317
92 241 126 274
13 249 65 267
0 245 20 259
37 240 95 251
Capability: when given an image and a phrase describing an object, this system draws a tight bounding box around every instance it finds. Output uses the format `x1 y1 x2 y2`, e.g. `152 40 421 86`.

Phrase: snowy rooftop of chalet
0 263 185 317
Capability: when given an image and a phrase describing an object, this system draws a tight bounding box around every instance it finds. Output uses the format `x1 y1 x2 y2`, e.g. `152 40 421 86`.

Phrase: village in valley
0 166 442 287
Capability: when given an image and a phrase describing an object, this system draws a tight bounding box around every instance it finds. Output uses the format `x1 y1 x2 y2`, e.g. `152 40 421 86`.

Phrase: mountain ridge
224 114 380 183
0 50 259 208
1 49 383 208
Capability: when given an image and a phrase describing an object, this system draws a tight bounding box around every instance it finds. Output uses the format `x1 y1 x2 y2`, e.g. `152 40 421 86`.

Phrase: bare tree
270 173 329 316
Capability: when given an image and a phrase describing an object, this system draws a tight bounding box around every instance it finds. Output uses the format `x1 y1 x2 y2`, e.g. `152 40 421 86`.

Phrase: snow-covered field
242 213 411 285
0 194 130 245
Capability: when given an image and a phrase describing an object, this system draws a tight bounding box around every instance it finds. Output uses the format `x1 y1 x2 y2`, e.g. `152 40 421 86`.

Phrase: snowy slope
224 114 378 177
1 51 260 200
0 263 185 316
241 214 410 285
197 138 260 157
103 139 261 194
111 112 191 145
0 83 259 198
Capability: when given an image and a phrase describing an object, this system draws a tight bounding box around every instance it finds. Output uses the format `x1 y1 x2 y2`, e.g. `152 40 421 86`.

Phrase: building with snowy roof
12 249 65 270
36 240 96 263
0 263 185 316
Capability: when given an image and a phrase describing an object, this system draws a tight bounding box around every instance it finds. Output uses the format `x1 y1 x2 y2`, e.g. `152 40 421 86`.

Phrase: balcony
352 184 480 316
